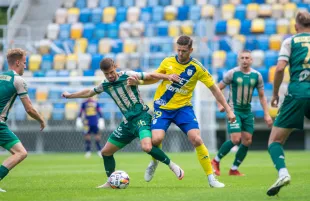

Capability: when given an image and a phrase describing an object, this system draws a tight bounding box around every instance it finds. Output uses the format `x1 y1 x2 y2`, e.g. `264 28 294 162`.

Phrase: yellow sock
195 144 213 176
152 143 162 161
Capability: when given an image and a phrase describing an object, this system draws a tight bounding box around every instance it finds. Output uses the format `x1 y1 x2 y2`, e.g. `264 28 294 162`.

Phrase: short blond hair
6 48 26 66
296 10 310 28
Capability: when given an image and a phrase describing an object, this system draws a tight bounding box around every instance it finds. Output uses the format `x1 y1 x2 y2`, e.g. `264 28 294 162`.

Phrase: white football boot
267 175 291 196
144 160 159 182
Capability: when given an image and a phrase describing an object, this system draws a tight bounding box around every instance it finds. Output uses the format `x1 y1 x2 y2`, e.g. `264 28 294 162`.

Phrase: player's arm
258 88 273 128
62 89 97 99
20 96 45 131
216 82 227 112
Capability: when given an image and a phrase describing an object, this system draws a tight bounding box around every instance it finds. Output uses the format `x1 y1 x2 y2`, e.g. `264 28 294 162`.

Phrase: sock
207 173 215 182
95 140 101 151
216 140 235 161
195 144 213 176
268 142 286 171
85 140 91 152
0 165 9 181
147 146 170 165
214 155 220 162
231 165 238 170
102 155 115 177
152 143 162 162
232 144 249 167
279 168 289 177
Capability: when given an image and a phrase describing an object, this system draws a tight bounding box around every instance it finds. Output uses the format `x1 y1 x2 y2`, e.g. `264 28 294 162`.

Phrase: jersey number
302 43 310 68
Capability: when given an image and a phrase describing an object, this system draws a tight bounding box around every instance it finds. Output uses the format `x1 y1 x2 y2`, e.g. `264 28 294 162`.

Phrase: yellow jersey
154 55 215 110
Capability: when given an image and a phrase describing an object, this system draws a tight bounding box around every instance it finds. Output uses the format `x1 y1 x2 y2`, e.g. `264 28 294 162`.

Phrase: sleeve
221 69 234 86
256 72 264 90
96 103 103 118
155 58 168 74
13 76 28 99
278 37 292 61
78 103 85 117
197 66 215 88
124 71 146 80
93 83 104 94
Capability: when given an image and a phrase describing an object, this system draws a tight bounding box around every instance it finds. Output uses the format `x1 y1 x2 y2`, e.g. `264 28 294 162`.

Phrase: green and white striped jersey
221 67 264 112
94 71 148 121
0 70 28 123
278 33 310 98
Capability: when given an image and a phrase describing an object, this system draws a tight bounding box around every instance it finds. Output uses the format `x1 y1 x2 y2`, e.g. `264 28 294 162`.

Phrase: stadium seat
147 0 158 6
230 0 241 5
152 6 164 22
99 0 110 8
123 0 134 7
284 3 297 19
136 0 147 7
196 0 206 5
107 23 119 39
231 35 246 52
258 4 272 18
52 103 65 120
47 23 59 40
45 70 57 77
251 50 264 67
98 38 112 54
222 4 235 20
246 3 259 19
264 51 278 68
41 103 53 120
251 18 265 33
41 54 53 71
103 7 116 23
128 52 141 70
67 8 80 24
201 5 215 19
123 39 137 53
227 19 241 36
63 0 76 8
116 53 128 69
87 0 98 8
59 24 71 40
36 87 48 102
219 37 231 52
91 54 103 70
184 0 195 5
90 8 102 24
53 54 66 70
70 23 83 39
209 0 220 6
189 5 200 21
74 38 88 53
13 103 27 120
157 21 169 36
169 21 181 37
66 54 78 70
131 21 144 37
235 4 246 20
65 102 79 120
164 5 177 21
177 5 189 21
266 0 277 4
240 19 251 35
271 4 283 19
212 51 226 68
116 7 127 23
225 51 238 68
244 35 257 50
127 7 140 22
82 23 94 39
79 8 91 23
264 19 276 35
257 35 269 51
38 39 51 55
111 39 123 54
290 19 296 34
140 7 152 22
255 66 269 83
181 20 193 36
29 54 42 72
86 39 98 54
55 8 67 24
269 34 282 51
76 0 86 8
277 19 289 34
172 0 183 6
94 23 106 39
215 20 227 35
144 22 156 37
194 19 207 37
119 22 131 38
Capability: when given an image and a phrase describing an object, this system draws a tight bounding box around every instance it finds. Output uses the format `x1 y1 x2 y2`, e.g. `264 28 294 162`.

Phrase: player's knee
189 135 203 147
101 149 112 156
242 138 252 146
17 150 28 161
152 137 163 146
231 137 241 145
141 143 152 153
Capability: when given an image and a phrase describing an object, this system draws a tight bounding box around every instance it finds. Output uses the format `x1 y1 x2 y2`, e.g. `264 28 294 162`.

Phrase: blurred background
0 0 309 154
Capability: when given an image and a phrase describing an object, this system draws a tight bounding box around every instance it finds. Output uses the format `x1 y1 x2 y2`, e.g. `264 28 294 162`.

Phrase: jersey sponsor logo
166 84 189 95
113 127 123 138
155 99 167 106
299 69 310 81
169 66 173 70
0 75 12 82
187 69 193 76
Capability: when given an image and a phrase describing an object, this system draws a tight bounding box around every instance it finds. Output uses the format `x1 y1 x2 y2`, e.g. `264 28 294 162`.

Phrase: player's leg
84 133 91 158
92 125 102 157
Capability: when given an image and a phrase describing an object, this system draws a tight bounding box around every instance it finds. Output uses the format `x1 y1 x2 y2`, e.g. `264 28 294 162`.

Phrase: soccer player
0 48 45 192
130 35 236 188
76 97 104 158
211 50 273 176
62 58 185 188
266 11 310 196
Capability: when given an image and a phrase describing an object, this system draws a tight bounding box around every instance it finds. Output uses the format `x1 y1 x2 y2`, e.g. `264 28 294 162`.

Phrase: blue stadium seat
63 39 75 53
189 5 200 21
244 35 257 51
27 88 36 100
265 19 276 35
255 66 269 83
83 69 95 76
59 24 71 40
291 0 301 3
76 0 86 9
107 23 119 39
152 6 164 22
184 0 196 5
52 103 65 120
141 7 152 22
215 20 227 35
116 7 127 23
111 39 123 53
104 53 116 60
87 39 98 54
161 37 173 53
33 71 45 77
111 0 123 7
94 23 106 39
219 37 231 52
79 8 91 23
264 51 278 68
235 5 246 20
50 40 63 55
83 23 95 39
144 23 156 37
256 35 269 51
123 0 134 7
91 8 102 24
45 70 57 77
216 111 226 119
225 51 238 68
216 68 227 83
91 54 104 70
240 20 251 35
194 20 207 37
297 3 309 10
14 103 26 120
99 0 111 8
255 0 265 4
159 0 171 6
157 21 169 36
148 0 159 6
2 60 8 71
178 5 189 21
241 0 252 5
264 83 273 96
41 54 53 71
49 89 62 100
209 0 220 7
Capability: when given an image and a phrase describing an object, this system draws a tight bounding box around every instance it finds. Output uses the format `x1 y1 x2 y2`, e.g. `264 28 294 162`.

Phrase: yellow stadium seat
222 4 235 20
251 18 265 33
53 54 66 70
258 4 272 17
266 0 277 4
38 39 51 55
74 38 88 54
71 23 83 39
67 7 80 23
164 5 177 21
66 54 78 70
246 3 259 19
269 66 276 83
65 102 79 120
181 20 193 36
212 51 226 68
103 7 116 23
290 19 296 34
269 107 278 118
284 3 297 19
269 66 290 83
269 35 282 51
99 38 112 54
277 19 289 34
169 21 181 37
227 19 241 36
36 88 48 102
29 54 42 72
123 39 137 53
201 5 215 19
271 4 283 19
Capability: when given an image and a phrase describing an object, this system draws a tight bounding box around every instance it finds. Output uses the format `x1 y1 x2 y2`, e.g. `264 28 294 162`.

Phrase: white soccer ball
109 170 130 189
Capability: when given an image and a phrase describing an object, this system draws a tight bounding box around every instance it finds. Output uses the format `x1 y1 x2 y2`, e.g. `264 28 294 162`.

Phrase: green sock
217 140 235 160
268 142 286 171
233 144 249 167
147 147 170 165
0 165 9 181
102 155 115 177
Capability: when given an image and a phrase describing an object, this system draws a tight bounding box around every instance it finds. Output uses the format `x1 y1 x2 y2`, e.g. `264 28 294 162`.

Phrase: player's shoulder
250 68 262 77
191 58 208 72
162 55 175 63
13 73 26 83
227 66 241 74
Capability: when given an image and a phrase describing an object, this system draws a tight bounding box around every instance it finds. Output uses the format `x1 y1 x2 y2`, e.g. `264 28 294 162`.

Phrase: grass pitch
0 151 309 201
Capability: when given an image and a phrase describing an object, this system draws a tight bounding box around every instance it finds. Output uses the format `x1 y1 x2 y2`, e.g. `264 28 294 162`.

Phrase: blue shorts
84 125 99 135
151 106 199 134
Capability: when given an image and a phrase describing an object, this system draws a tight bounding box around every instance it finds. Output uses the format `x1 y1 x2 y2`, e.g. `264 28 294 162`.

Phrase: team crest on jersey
237 77 243 83
250 79 256 86
152 119 157 125
187 69 193 76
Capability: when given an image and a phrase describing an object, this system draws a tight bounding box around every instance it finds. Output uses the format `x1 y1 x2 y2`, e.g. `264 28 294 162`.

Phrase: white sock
231 165 238 170
214 155 220 162
278 168 289 177
207 174 215 182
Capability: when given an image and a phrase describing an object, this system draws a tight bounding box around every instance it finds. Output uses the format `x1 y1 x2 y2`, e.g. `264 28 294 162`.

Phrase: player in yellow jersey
128 36 236 188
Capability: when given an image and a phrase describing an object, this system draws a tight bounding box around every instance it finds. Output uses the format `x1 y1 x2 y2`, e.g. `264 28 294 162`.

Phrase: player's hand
127 76 139 86
264 114 273 128
168 74 180 83
40 120 46 131
62 91 71 99
271 95 279 108
217 102 225 113
227 111 236 124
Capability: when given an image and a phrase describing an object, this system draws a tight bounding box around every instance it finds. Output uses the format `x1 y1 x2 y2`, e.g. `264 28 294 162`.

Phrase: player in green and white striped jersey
62 58 184 188
0 48 45 192
211 50 273 176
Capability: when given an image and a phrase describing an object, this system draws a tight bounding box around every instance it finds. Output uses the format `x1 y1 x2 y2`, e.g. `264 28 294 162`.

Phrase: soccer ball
109 170 130 189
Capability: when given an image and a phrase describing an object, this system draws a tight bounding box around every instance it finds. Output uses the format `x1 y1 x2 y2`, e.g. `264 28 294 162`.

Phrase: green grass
0 151 309 201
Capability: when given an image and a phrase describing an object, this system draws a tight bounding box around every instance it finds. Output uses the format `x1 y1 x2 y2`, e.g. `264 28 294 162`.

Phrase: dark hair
100 58 115 71
7 48 26 66
296 10 310 28
176 35 193 49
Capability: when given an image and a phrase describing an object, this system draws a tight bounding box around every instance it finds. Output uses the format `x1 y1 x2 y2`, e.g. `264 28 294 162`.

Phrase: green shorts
227 111 254 134
274 95 310 130
108 112 152 148
0 122 21 150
